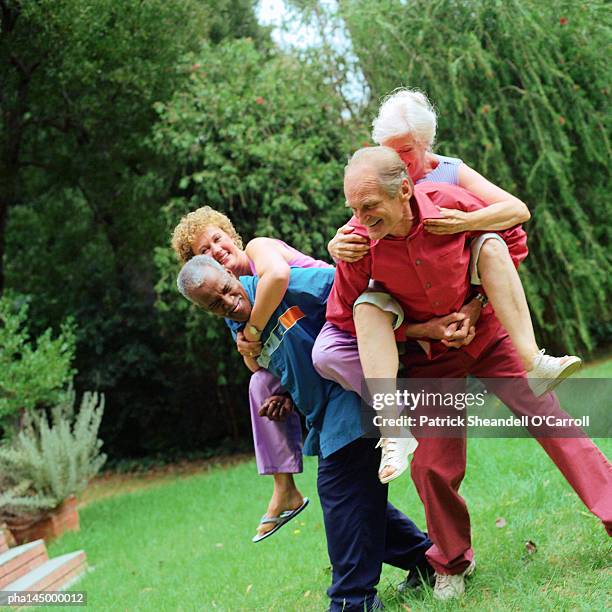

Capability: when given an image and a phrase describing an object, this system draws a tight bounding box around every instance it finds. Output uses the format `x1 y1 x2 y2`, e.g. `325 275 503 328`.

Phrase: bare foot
256 487 305 537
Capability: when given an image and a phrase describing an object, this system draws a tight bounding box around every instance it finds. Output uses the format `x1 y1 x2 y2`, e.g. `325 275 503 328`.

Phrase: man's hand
441 297 482 348
459 297 483 329
328 225 370 263
441 322 476 348
259 394 294 421
420 312 467 340
237 330 262 358
424 207 472 234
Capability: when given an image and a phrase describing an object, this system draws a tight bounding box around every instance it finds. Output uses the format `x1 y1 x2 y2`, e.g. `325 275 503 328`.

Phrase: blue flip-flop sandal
252 497 310 543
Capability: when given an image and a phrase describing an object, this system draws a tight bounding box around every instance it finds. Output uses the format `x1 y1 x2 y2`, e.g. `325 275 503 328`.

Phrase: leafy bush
0 296 76 432
0 388 106 516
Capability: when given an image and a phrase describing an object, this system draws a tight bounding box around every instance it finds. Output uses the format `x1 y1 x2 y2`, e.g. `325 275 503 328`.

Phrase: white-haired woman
318 89 581 482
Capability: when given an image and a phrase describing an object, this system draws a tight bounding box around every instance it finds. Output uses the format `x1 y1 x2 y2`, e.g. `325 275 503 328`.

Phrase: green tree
340 0 611 353
0 0 270 289
1 0 272 456
153 38 353 432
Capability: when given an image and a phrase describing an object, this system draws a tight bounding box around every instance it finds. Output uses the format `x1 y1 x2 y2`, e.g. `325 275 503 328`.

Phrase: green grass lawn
49 363 612 611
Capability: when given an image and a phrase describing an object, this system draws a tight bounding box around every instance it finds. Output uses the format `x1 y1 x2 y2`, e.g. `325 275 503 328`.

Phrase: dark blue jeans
318 437 432 611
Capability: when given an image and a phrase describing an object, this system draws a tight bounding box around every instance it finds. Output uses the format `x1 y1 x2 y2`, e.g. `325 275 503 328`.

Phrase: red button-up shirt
326 182 528 360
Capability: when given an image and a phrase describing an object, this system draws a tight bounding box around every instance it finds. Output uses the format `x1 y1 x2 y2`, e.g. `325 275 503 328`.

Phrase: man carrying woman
324 144 612 600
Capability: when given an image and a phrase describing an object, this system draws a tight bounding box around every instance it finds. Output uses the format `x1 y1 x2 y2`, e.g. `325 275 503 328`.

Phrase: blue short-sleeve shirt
226 267 363 457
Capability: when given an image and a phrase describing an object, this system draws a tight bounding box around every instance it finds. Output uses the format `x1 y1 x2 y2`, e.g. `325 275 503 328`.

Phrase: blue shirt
226 267 363 458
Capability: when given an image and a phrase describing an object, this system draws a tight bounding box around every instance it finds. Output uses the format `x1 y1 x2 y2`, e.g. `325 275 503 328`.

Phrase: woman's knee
312 342 336 379
354 301 395 328
479 237 508 262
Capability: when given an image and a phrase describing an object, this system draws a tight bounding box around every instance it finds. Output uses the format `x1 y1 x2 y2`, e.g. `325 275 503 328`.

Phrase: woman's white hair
371 88 438 148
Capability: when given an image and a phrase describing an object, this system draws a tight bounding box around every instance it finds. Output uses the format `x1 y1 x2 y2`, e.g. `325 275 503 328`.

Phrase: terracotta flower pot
7 496 80 545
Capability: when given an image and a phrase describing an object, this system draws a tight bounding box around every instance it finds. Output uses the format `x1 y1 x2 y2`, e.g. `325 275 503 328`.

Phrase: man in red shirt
326 145 612 600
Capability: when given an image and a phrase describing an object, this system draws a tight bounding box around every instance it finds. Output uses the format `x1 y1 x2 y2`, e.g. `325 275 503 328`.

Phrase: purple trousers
249 322 363 475
312 321 363 393
249 369 303 475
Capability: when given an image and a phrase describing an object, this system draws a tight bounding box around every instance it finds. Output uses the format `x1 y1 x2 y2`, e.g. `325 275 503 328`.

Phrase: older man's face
190 268 251 322
344 169 412 240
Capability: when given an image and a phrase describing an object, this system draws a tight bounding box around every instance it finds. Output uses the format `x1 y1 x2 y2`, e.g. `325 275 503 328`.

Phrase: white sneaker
527 350 582 396
376 435 418 484
433 559 476 601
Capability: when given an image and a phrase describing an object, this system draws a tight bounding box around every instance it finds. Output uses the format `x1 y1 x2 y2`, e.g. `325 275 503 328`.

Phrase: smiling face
381 133 428 181
191 226 243 273
189 267 251 322
344 168 413 240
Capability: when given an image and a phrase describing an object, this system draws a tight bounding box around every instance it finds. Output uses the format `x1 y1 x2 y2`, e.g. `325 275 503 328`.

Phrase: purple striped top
248 239 332 274
417 154 463 185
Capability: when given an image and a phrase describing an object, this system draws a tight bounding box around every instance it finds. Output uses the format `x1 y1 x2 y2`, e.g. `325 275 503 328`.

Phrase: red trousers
402 333 612 575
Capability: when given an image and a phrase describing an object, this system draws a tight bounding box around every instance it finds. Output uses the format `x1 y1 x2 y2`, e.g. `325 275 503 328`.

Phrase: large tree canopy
1 0 273 456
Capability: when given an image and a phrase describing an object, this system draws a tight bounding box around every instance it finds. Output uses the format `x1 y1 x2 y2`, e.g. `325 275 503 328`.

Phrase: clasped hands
422 297 483 348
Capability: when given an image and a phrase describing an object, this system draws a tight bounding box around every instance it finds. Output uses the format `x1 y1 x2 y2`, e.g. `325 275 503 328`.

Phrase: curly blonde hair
171 206 244 264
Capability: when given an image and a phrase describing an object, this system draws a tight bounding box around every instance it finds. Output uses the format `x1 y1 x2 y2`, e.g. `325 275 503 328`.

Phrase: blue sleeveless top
417 154 462 185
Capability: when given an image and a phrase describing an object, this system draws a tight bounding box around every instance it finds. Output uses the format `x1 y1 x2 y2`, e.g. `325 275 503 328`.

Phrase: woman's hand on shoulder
328 224 370 263
424 207 471 234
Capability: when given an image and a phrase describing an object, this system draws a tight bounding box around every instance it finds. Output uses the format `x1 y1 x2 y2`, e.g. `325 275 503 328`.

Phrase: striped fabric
417 154 463 186
257 305 306 369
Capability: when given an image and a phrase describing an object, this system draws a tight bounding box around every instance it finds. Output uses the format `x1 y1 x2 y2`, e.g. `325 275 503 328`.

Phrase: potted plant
0 389 106 543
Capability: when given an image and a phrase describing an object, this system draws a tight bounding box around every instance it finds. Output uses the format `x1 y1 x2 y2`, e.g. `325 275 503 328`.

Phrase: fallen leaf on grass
304 591 310 598
401 605 412 611
495 517 507 528
293 529 301 535
525 540 537 554
246 584 252 594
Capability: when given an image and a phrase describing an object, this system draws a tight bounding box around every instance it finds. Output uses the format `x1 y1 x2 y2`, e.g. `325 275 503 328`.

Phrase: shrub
0 388 106 517
0 296 76 433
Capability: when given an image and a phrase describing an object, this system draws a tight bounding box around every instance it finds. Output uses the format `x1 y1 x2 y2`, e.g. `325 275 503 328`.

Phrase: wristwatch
246 323 262 339
474 292 489 307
